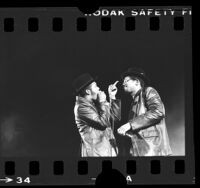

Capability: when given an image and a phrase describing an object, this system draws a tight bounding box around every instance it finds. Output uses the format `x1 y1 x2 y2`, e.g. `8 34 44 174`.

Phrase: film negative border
0 6 194 186
0 157 194 185
0 16 188 32
1 159 186 176
0 16 191 33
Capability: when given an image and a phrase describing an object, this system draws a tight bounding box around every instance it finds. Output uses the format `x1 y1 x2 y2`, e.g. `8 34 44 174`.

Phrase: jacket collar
76 96 95 106
132 89 142 103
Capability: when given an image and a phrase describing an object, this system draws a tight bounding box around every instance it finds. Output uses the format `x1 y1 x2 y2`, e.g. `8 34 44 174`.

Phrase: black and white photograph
0 6 194 185
0 8 189 158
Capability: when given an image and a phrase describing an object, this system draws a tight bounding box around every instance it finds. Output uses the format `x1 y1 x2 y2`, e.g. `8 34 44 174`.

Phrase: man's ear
85 89 91 95
135 79 140 86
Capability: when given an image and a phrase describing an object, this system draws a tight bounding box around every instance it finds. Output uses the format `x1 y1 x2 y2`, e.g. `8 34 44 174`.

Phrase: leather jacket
126 87 172 156
74 96 121 157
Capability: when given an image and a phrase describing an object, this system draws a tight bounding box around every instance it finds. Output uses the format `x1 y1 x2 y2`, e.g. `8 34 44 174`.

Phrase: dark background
0 9 191 157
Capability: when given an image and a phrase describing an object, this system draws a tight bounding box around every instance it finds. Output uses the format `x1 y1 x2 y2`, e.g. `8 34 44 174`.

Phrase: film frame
0 1 195 186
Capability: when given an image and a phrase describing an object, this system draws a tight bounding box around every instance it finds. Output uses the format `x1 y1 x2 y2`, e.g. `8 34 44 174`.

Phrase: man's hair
130 75 145 89
78 84 92 97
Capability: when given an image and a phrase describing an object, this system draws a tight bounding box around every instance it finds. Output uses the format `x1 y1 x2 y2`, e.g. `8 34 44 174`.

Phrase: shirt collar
132 89 142 103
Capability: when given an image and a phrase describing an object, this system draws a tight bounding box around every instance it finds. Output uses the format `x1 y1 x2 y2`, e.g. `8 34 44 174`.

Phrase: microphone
125 132 132 138
111 88 117 92
125 130 136 138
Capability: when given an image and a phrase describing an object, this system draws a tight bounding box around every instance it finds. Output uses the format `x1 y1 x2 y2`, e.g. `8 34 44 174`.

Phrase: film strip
0 158 190 184
0 12 190 32
0 5 194 186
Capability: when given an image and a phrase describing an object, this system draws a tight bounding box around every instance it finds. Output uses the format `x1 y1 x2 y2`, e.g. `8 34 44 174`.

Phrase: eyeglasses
123 79 132 85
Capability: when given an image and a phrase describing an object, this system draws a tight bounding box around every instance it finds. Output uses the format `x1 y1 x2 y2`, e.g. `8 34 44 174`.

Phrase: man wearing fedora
73 73 121 157
117 68 172 156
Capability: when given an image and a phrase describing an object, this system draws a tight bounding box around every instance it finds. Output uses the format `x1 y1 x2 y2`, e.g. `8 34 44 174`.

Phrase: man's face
88 82 100 100
123 76 138 93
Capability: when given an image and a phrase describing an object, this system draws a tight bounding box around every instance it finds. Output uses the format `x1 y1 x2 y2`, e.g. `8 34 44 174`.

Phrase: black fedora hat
72 73 97 94
121 67 150 84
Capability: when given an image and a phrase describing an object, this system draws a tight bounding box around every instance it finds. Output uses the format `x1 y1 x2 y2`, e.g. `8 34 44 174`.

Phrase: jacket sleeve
129 87 165 132
109 99 121 122
78 102 111 131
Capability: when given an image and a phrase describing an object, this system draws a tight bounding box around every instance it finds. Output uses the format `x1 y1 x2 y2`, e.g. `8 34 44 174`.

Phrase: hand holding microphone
98 91 107 103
